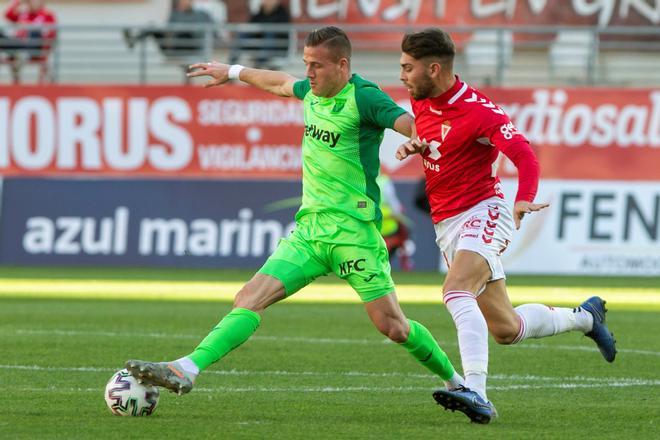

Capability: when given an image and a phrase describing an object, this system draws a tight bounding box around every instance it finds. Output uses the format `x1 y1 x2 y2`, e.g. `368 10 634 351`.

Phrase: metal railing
1 23 659 86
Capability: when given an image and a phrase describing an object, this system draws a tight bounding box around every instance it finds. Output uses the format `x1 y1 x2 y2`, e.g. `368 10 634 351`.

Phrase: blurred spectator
124 0 216 58
193 0 227 30
229 0 290 69
377 171 413 271
0 0 56 83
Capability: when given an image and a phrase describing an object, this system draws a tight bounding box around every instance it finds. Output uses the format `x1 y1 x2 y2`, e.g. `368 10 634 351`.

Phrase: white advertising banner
500 179 659 276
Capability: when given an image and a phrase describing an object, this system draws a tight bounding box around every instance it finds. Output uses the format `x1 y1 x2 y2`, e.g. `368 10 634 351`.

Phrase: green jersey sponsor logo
339 258 366 275
304 124 341 148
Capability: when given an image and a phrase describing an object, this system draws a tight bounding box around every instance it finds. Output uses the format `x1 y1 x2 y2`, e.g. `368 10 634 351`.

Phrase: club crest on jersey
304 124 341 148
331 98 346 113
440 121 451 142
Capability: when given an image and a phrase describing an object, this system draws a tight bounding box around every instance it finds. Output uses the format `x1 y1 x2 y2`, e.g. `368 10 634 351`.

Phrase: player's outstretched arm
187 62 298 97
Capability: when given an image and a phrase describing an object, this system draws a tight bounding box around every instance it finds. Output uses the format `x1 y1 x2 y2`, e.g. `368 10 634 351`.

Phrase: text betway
304 124 341 148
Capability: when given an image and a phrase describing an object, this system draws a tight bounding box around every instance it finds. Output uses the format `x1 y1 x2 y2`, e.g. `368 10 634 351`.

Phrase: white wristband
228 64 245 81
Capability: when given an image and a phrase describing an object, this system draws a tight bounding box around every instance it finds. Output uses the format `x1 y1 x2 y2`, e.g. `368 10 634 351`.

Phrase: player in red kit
396 29 617 424
2 0 56 83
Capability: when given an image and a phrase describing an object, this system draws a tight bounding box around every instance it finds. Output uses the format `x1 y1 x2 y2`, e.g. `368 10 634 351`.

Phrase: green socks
187 308 261 371
400 319 456 381
185 310 456 386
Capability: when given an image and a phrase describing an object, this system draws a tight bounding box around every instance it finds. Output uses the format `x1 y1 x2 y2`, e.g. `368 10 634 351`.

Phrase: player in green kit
125 26 465 409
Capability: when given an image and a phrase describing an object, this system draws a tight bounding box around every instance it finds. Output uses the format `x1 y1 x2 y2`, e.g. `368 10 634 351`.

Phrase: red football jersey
4 0 57 42
412 76 539 223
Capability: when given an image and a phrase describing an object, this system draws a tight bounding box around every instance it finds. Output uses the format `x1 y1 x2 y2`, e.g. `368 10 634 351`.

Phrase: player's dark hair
402 28 455 69
304 26 352 62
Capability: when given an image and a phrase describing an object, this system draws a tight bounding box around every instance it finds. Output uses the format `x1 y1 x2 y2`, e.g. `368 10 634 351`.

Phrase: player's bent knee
232 289 262 312
387 328 408 344
493 334 516 345
375 320 408 343
491 324 520 345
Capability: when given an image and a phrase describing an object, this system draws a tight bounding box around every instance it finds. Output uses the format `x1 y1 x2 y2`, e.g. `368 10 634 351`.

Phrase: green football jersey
293 74 406 223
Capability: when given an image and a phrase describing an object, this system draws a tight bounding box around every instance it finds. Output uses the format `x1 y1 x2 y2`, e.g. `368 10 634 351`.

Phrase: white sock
444 371 465 391
465 372 487 400
175 356 200 379
512 304 594 343
443 291 489 401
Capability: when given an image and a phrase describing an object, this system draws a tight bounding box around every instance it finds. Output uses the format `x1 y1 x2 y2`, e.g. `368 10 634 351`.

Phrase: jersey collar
314 74 355 103
431 75 467 106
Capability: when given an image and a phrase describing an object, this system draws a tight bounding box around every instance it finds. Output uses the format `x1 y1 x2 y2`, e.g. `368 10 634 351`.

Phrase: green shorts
258 211 395 302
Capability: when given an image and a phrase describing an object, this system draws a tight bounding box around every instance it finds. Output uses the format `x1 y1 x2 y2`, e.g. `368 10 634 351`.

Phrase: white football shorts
434 196 514 288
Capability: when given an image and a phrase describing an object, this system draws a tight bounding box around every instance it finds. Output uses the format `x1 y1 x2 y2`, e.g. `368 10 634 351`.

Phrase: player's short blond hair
304 26 352 63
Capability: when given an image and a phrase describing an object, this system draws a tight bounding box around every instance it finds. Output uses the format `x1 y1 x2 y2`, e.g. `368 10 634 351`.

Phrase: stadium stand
548 30 597 83
463 29 513 85
1 23 659 87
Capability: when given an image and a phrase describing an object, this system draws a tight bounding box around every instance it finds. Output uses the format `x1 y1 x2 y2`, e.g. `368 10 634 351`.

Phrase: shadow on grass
0 266 658 289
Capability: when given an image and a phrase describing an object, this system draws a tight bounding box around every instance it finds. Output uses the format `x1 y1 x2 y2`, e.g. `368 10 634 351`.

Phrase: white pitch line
14 380 660 394
1 364 658 386
7 328 660 357
8 329 379 345
10 329 201 340
187 380 660 392
508 343 660 357
0 364 111 373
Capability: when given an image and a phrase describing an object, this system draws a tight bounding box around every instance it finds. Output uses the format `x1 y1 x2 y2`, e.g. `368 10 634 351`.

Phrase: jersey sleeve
293 79 311 100
479 106 529 147
5 0 22 22
355 85 407 129
482 112 540 203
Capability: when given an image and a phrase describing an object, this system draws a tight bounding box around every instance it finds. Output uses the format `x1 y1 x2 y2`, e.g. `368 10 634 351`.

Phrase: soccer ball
104 369 160 416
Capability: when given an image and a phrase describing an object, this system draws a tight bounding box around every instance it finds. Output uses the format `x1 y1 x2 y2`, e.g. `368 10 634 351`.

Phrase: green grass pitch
1 267 658 439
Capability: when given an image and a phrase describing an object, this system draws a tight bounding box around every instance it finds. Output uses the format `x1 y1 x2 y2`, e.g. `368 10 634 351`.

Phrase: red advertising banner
0 85 303 179
0 85 659 181
481 87 660 181
226 0 660 27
